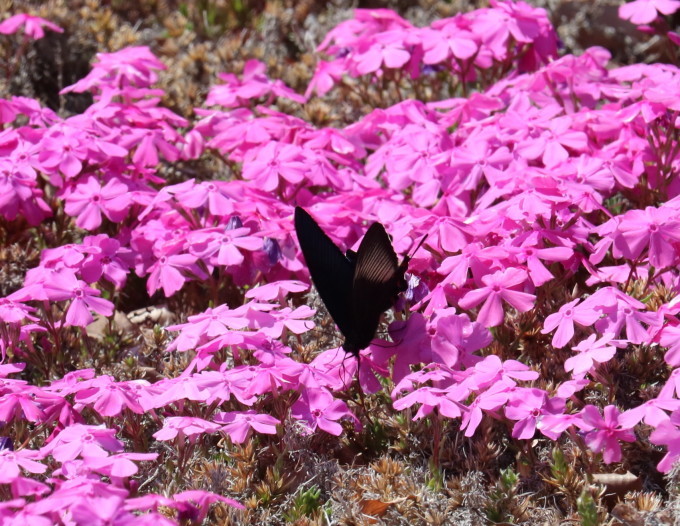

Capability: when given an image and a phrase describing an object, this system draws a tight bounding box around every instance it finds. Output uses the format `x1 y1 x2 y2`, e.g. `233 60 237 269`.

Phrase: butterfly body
294 206 409 357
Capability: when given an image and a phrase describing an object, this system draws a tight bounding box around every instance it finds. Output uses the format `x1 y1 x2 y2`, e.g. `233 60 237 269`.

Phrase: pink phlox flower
431 311 492 369
10 476 50 499
619 392 680 428
171 490 245 518
27 478 129 518
419 216 469 256
458 267 536 327
290 388 360 436
213 410 280 443
611 205 680 269
41 424 124 462
61 46 166 94
125 491 244 521
251 339 294 365
175 180 236 217
167 304 250 352
0 155 50 225
44 368 95 395
80 234 133 288
0 363 25 379
41 269 114 327
296 350 356 392
0 448 46 484
153 416 221 442
37 127 92 181
0 14 63 39
385 126 449 207
36 243 98 274
578 405 636 464
145 249 206 297
234 361 299 397
420 19 478 64
144 375 211 409
585 288 661 344
188 225 262 268
541 298 600 348
316 8 411 56
504 388 565 439
460 381 514 437
305 59 346 97
448 139 513 193
241 141 309 192
649 410 680 472
74 376 147 417
381 314 431 384
659 323 680 366
244 280 309 305
509 233 574 287
660 368 680 400
177 369 253 407
207 59 304 107
564 333 621 375
56 452 157 480
461 354 538 391
0 295 36 323
63 176 131 230
392 385 463 420
619 0 680 24
351 29 412 76
0 386 54 423
244 304 315 339
537 410 583 440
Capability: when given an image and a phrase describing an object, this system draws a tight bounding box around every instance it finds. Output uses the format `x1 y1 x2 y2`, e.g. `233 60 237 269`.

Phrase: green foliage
283 485 323 522
577 489 600 526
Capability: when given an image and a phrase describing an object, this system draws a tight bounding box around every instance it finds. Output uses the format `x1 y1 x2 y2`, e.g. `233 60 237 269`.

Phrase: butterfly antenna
408 233 428 260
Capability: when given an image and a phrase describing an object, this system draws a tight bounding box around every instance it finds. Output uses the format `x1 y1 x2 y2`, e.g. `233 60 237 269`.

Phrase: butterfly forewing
294 207 355 338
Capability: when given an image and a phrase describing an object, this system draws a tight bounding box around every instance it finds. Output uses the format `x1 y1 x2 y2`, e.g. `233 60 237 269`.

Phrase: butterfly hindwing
346 222 406 352
294 207 355 338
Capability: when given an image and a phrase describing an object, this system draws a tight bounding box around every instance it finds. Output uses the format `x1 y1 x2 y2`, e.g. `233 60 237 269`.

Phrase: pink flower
541 298 599 348
64 176 131 230
244 280 309 304
41 269 114 327
291 388 358 436
392 385 463 420
153 417 221 441
578 405 636 464
612 206 680 269
213 410 280 443
74 376 147 417
241 141 308 192
41 424 123 461
0 448 46 483
353 30 411 75
505 389 565 440
564 333 619 375
619 0 680 24
649 411 680 472
458 267 536 327
145 251 206 297
0 14 63 39
79 235 133 288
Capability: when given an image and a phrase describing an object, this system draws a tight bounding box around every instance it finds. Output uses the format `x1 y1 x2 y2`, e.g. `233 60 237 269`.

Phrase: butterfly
294 206 415 358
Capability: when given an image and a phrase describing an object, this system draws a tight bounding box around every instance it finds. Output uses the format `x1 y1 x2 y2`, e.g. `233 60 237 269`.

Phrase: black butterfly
294 206 412 358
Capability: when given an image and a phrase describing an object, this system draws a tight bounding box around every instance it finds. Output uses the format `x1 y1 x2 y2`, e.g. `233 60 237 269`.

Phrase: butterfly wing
345 222 407 353
294 207 355 338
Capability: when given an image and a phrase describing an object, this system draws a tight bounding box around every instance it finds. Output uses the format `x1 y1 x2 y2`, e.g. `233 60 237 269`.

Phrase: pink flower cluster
1 1 680 522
